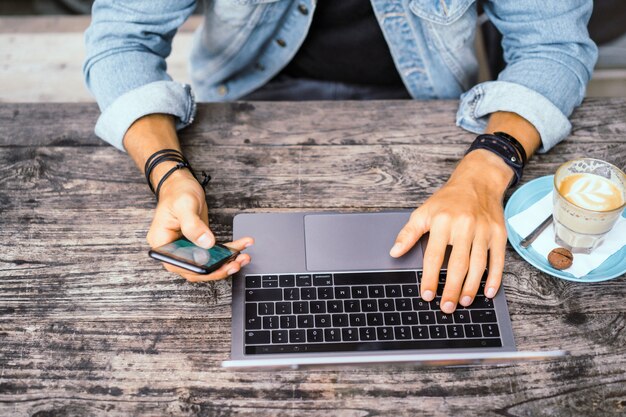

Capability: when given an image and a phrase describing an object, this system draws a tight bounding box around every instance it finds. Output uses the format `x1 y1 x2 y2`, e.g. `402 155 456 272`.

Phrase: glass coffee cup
553 158 626 253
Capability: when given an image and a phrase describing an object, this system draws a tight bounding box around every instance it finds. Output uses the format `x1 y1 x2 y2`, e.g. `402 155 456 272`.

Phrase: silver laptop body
223 212 565 369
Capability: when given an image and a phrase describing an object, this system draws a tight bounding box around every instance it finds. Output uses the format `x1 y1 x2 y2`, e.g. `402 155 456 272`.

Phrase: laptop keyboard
243 270 502 355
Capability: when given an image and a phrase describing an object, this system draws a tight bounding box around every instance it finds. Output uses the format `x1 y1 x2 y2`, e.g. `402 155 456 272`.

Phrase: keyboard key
300 287 316 300
429 325 447 339
344 300 361 313
258 302 274 316
310 301 326 314
453 310 470 323
296 274 312 286
361 300 378 312
436 282 445 296
352 286 368 298
245 275 261 288
429 298 441 310
324 328 341 342
307 329 323 343
366 312 383 326
471 296 494 309
313 273 333 286
332 314 349 327
349 313 367 327
411 325 429 339
395 298 412 311
334 271 417 285
289 329 305 343
436 311 453 324
368 286 385 298
402 284 419 297
464 324 482 338
314 314 332 327
447 325 465 338
342 328 358 341
482 324 500 338
394 326 412 340
283 288 300 301
263 316 279 330
293 301 309 314
272 330 288 344
262 280 278 288
279 275 295 287
245 289 282 302
297 315 314 328
276 302 291 315
377 327 394 340
318 287 334 300
327 300 343 313
419 311 435 325
412 299 429 311
246 330 270 345
334 287 350 299
359 327 376 341
245 304 261 330
246 338 503 354
280 315 296 329
384 312 401 326
385 285 402 297
378 299 395 311
401 312 418 325
471 310 497 323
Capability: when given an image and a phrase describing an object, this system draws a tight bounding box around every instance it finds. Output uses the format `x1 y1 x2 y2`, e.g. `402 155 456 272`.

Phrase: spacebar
246 338 502 354
334 271 417 285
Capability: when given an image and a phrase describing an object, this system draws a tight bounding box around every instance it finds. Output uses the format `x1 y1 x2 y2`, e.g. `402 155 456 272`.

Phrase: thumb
173 199 215 249
390 210 427 258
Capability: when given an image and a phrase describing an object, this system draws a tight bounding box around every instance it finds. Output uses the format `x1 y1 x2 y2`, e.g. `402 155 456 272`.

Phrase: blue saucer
504 175 626 282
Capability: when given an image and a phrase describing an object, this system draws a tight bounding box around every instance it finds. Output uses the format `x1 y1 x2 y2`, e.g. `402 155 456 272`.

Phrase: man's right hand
145 168 253 282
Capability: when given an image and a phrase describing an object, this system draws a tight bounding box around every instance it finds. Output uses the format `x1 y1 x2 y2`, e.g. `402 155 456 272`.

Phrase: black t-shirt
282 0 406 87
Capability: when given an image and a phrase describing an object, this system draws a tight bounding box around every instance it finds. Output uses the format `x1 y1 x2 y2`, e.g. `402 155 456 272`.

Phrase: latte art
559 173 624 211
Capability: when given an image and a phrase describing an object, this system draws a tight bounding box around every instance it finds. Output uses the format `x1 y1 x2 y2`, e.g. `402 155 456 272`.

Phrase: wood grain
0 100 625 417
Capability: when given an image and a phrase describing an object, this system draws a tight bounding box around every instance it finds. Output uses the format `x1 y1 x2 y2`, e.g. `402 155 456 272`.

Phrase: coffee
558 173 624 212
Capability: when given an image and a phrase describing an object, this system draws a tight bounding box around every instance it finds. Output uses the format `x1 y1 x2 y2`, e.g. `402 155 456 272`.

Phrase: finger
486 229 507 298
459 237 488 307
390 210 427 258
147 208 182 248
441 237 472 314
177 206 215 249
420 222 450 302
224 237 255 252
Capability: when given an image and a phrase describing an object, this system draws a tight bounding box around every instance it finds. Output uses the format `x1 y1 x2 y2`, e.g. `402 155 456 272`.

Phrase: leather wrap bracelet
144 149 211 201
465 132 527 187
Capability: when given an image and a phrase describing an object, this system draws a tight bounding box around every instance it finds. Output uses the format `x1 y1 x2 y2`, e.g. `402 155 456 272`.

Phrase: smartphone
148 238 239 274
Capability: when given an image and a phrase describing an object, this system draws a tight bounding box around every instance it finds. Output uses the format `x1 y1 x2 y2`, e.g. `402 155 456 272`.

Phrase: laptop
222 212 566 369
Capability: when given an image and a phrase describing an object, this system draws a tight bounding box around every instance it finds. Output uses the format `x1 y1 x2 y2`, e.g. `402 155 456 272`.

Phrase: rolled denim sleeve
456 0 598 152
83 0 197 151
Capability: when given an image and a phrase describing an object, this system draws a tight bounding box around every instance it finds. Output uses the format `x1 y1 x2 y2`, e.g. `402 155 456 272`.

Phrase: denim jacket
84 0 597 153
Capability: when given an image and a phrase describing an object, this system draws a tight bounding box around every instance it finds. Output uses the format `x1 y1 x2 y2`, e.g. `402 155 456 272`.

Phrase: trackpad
304 213 423 271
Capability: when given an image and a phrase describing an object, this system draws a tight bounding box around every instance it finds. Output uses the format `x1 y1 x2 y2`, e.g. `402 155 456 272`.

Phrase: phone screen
154 239 235 268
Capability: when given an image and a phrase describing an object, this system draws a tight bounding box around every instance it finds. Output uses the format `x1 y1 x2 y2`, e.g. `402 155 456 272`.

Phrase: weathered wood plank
2 98 626 148
0 100 625 417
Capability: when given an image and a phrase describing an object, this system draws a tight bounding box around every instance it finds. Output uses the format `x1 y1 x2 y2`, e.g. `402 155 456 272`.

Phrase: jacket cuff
456 80 571 153
94 80 196 152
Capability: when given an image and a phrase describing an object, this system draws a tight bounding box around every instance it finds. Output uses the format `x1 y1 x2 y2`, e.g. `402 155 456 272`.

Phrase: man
83 0 597 314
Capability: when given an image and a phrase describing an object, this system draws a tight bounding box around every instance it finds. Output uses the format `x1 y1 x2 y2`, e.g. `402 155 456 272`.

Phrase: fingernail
240 259 250 268
442 301 455 313
389 243 402 257
227 267 239 276
460 296 472 306
422 290 434 301
197 233 214 249
486 287 496 298
244 242 253 248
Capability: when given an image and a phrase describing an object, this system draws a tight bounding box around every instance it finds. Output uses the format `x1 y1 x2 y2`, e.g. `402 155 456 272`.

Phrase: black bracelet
465 133 526 187
144 149 211 201
493 131 528 166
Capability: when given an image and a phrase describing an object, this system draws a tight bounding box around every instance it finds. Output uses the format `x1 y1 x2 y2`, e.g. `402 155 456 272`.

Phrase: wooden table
1 99 625 416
